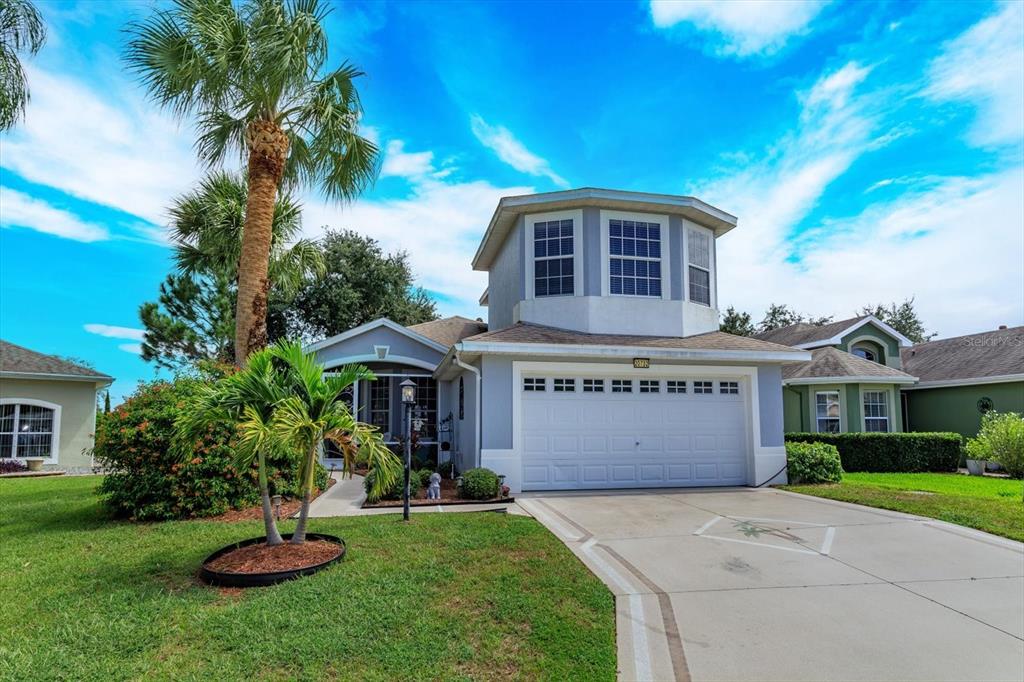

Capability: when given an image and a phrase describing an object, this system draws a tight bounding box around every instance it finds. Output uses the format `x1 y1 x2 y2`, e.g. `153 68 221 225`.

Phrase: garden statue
427 472 442 500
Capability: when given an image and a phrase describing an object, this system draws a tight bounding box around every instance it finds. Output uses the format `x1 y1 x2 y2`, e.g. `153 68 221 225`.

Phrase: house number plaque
632 358 650 369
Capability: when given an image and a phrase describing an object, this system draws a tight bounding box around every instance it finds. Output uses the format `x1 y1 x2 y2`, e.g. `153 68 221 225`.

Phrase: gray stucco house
0 340 113 473
309 188 810 493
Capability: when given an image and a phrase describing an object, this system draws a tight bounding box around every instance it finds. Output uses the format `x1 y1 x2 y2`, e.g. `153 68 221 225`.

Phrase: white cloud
0 65 201 227
118 343 144 355
84 324 146 341
469 115 569 188
0 187 109 241
380 140 437 179
926 1 1024 147
649 0 828 57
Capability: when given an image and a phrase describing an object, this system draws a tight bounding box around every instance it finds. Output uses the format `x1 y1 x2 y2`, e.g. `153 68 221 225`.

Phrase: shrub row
95 376 326 521
785 432 961 473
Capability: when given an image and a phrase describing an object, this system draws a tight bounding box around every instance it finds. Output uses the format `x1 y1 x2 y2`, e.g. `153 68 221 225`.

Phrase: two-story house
309 188 810 493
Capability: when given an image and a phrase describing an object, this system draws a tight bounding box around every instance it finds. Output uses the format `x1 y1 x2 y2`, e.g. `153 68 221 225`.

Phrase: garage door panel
521 373 750 491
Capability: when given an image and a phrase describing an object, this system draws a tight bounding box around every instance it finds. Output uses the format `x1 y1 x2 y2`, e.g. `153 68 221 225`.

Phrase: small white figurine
427 472 442 500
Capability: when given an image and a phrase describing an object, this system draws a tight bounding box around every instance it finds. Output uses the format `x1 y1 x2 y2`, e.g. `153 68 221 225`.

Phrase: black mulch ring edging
362 497 515 509
198 533 345 588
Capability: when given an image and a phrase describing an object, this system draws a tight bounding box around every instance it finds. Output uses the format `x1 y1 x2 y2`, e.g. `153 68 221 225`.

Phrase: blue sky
1 0 1022 402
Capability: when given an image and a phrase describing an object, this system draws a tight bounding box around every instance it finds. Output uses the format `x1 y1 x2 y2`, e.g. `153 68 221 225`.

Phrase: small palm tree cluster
178 340 400 545
0 0 46 131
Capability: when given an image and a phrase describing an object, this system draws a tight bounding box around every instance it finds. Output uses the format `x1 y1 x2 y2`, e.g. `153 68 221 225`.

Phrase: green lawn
783 472 1024 542
0 476 615 681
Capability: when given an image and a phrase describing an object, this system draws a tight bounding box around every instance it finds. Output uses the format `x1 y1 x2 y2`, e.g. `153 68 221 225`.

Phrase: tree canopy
0 0 46 130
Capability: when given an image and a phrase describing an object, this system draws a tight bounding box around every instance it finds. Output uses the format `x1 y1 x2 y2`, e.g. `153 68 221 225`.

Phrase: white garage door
520 374 749 490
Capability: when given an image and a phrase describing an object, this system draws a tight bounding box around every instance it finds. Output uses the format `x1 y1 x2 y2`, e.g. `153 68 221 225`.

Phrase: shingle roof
408 316 488 347
462 322 807 354
782 346 915 382
900 326 1024 382
0 340 112 380
754 316 869 346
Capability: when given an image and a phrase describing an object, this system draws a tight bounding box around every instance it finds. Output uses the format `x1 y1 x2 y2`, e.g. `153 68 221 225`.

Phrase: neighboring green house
901 326 1024 438
757 317 1024 438
756 316 916 434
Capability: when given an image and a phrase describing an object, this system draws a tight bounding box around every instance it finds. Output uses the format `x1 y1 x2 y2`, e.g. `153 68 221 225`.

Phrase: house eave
0 371 113 386
454 340 809 364
783 375 918 386
472 187 738 271
304 317 449 354
794 316 915 350
900 373 1024 390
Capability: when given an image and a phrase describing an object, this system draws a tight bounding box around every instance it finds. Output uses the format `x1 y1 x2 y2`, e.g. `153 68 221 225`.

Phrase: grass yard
783 472 1024 542
0 476 616 681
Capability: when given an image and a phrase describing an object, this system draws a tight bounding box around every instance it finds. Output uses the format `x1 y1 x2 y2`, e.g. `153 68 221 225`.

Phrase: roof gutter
456 341 810 364
451 351 482 468
901 373 1024 390
0 371 113 386
783 375 918 386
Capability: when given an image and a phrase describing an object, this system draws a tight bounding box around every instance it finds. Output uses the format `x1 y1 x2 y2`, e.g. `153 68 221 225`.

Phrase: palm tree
177 347 290 545
126 0 379 366
270 340 399 544
0 0 46 130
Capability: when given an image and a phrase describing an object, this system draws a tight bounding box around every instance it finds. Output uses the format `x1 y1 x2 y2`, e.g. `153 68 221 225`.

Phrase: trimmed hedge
785 442 843 484
785 432 961 473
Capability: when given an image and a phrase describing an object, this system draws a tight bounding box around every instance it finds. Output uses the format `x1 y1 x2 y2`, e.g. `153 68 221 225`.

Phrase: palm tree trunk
259 451 284 546
235 120 289 367
290 445 318 545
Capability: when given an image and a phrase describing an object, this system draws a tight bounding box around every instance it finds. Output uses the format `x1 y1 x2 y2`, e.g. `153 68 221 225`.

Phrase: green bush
95 376 324 521
416 469 433 488
785 432 961 473
966 412 1024 478
460 467 499 500
364 467 421 501
437 460 455 478
786 442 843 484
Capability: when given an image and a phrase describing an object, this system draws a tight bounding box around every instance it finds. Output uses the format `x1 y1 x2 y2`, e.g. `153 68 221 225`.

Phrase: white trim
478 287 489 306
453 352 482 469
460 340 809 364
304 317 448 354
599 209 671 300
785 375 917 386
795 316 914 349
901 374 1024 390
0 398 62 464
523 209 584 301
812 389 843 434
846 336 882 362
510 361 764 490
321 354 438 372
859 386 893 433
0 371 112 385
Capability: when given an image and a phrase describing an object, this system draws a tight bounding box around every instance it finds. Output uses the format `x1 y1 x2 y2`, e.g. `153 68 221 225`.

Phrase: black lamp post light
400 378 416 521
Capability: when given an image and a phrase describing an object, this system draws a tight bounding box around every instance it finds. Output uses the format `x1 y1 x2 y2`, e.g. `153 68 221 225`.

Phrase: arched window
852 347 876 362
0 400 60 461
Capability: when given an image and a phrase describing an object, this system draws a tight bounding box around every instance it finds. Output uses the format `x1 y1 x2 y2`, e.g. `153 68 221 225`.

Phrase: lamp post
400 379 416 521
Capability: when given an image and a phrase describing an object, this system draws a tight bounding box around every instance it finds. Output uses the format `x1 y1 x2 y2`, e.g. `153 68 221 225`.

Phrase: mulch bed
204 540 342 574
363 478 511 508
208 478 336 523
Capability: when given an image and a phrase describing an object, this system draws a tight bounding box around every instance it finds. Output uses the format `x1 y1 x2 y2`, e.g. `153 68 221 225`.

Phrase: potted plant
24 458 44 472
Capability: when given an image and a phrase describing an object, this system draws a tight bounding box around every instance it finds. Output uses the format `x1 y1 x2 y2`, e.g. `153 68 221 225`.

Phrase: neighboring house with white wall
0 340 113 473
309 188 810 493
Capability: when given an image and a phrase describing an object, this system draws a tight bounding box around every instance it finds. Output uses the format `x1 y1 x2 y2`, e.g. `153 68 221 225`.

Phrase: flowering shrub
96 375 326 521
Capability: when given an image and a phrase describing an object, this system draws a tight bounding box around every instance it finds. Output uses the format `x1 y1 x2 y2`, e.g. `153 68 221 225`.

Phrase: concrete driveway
517 488 1024 682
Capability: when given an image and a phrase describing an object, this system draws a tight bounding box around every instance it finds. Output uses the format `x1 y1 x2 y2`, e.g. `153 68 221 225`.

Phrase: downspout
452 349 482 470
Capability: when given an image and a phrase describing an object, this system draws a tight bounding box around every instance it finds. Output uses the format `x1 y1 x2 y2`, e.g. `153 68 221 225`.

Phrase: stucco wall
0 378 100 472
757 365 785 447
783 382 905 433
486 216 524 331
313 326 444 369
905 381 1024 438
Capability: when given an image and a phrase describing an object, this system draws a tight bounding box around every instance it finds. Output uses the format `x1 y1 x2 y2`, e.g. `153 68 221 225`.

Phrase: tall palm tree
176 347 289 545
126 0 379 366
0 0 46 130
271 340 399 544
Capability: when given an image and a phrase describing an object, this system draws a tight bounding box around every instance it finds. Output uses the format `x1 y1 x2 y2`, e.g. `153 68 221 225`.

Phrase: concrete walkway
518 487 1024 682
306 472 519 517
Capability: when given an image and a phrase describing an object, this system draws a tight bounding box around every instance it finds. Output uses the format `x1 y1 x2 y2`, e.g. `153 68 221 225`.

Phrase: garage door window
523 378 546 391
611 379 632 393
693 381 713 394
553 378 576 392
719 381 739 395
666 380 686 394
639 380 660 393
582 379 604 392
816 391 841 432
